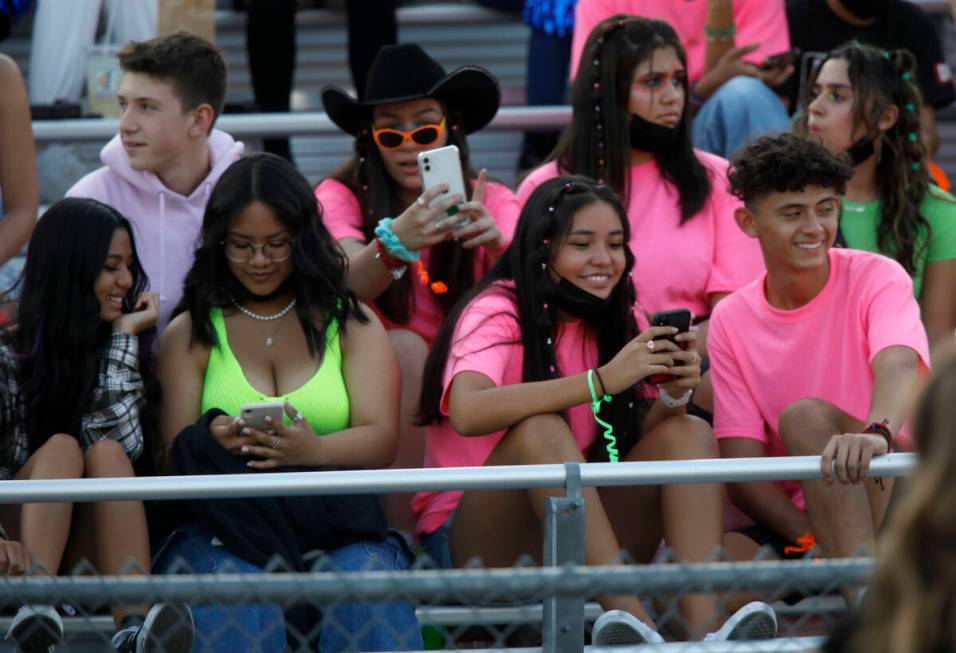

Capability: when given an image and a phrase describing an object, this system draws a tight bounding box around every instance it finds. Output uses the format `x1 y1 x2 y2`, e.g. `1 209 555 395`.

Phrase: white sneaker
592 609 665 646
703 601 777 641
6 604 63 653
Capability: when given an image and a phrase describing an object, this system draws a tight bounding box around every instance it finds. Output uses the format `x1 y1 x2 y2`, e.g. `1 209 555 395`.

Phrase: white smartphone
418 145 468 226
240 401 285 432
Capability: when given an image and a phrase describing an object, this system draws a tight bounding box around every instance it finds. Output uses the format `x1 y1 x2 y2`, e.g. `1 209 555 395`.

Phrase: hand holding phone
418 145 469 229
240 401 285 433
760 48 799 71
647 309 692 385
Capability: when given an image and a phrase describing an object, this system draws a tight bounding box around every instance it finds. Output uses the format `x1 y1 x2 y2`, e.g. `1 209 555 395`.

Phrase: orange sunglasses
371 117 446 150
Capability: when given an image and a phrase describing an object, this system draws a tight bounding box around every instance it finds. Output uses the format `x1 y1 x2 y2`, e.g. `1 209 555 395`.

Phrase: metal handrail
31 106 573 142
0 453 916 503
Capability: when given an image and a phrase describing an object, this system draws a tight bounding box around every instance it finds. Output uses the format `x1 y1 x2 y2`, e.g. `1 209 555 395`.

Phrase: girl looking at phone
518 16 763 360
315 43 520 529
414 176 777 644
797 42 956 361
158 154 420 652
0 198 193 652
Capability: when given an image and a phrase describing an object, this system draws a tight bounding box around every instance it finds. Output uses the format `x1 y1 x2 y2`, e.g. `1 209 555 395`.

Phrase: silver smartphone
418 144 469 227
240 401 285 432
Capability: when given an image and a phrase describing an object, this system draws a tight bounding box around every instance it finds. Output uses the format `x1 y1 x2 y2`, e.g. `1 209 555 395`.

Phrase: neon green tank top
200 308 350 435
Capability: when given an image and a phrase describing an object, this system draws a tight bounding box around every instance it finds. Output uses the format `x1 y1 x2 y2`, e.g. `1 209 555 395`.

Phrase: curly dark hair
727 133 853 206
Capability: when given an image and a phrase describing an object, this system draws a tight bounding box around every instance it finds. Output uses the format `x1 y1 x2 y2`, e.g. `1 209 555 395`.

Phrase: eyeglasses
371 117 446 150
221 240 294 263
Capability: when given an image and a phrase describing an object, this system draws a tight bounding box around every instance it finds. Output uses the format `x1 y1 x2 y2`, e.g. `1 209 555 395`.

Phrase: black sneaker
111 604 194 653
7 604 63 653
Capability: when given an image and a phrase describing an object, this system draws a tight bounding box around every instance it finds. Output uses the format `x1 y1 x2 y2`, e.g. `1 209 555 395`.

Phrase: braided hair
417 176 648 462
549 15 710 223
797 42 930 274
329 106 479 322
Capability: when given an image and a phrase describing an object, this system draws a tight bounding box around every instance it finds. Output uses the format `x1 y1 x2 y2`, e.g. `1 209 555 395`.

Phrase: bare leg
778 399 892 604
383 329 428 532
7 434 84 575
601 415 724 637
449 414 654 625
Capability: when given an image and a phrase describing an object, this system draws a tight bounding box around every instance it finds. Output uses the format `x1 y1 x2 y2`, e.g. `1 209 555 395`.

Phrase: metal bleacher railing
0 453 917 653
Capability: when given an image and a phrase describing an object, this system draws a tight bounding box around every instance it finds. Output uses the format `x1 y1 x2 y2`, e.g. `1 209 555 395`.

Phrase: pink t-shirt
709 248 930 511
412 283 652 536
517 156 763 318
315 178 521 343
569 0 789 83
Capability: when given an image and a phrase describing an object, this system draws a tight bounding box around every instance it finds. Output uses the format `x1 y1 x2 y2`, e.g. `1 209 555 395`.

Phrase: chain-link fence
0 454 916 652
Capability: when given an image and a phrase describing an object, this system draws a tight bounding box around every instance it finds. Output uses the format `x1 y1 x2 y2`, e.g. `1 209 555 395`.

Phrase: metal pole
543 463 586 653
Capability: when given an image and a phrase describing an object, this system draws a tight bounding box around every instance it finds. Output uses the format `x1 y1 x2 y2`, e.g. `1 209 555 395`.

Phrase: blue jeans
152 523 423 652
691 76 790 159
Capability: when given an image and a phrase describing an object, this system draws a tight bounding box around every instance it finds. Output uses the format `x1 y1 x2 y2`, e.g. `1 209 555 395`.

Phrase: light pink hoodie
67 129 244 332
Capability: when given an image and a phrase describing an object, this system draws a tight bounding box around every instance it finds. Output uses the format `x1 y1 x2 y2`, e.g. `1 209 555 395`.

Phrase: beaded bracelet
704 24 736 41
374 218 420 263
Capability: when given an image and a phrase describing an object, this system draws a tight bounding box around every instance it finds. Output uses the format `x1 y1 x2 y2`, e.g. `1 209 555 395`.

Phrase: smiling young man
708 134 929 597
67 33 244 331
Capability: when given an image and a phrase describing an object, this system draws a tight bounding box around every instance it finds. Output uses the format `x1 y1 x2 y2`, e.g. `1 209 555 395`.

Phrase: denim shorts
419 512 454 569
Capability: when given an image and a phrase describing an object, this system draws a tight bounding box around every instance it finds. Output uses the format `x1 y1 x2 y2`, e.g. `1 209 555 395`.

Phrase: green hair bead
908 132 918 142
905 103 915 112
912 162 921 171
902 72 912 81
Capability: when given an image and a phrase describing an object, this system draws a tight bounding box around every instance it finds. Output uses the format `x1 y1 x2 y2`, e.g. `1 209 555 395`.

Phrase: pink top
569 0 789 83
517 156 763 319
315 178 521 343
412 283 651 535
709 248 930 511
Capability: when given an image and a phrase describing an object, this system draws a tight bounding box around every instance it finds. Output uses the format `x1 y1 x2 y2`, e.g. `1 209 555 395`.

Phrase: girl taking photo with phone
158 153 420 652
0 198 193 653
518 16 763 360
415 176 777 644
797 42 956 362
315 43 520 529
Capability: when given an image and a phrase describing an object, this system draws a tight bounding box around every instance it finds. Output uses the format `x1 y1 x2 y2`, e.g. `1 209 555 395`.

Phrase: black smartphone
647 308 692 385
761 48 800 71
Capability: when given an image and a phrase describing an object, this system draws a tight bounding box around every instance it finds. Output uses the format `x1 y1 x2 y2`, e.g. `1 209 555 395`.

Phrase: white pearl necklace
231 298 297 321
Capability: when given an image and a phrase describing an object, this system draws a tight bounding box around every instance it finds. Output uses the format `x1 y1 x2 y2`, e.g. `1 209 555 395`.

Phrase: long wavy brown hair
854 351 956 653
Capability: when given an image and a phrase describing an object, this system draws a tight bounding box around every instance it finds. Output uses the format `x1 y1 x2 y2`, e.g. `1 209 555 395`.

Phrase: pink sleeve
709 307 767 442
315 178 366 242
702 157 764 299
863 266 931 367
570 0 618 81
516 161 561 207
734 0 790 66
440 292 522 415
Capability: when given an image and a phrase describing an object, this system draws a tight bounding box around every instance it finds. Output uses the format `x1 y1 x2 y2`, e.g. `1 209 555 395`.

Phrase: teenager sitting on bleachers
0 198 193 653
415 175 777 645
519 16 763 363
795 42 956 362
0 53 37 296
569 0 792 159
315 43 520 531
712 133 930 607
67 32 244 332
157 153 421 653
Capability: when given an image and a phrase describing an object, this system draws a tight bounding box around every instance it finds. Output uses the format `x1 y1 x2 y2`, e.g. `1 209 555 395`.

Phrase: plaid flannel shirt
0 332 145 480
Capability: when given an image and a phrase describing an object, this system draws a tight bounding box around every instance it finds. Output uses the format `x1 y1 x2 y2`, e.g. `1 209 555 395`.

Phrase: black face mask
553 277 616 320
838 0 884 20
846 137 875 166
628 113 680 154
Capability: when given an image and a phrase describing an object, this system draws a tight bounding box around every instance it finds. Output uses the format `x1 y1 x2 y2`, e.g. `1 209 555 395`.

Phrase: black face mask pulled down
628 113 680 154
553 277 616 321
846 137 875 166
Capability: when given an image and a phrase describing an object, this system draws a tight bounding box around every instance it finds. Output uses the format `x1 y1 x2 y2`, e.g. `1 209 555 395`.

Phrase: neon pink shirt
517 156 763 318
315 178 521 343
709 248 930 511
412 283 652 536
569 0 789 83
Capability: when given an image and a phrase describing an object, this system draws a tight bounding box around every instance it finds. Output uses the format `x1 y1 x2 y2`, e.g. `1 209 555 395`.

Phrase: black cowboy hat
322 43 501 136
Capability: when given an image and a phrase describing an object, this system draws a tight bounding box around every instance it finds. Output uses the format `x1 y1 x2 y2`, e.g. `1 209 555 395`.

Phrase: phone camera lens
423 158 430 164
425 165 431 171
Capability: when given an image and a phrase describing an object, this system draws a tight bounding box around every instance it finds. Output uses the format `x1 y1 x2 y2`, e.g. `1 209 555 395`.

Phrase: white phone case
418 145 467 213
240 401 285 432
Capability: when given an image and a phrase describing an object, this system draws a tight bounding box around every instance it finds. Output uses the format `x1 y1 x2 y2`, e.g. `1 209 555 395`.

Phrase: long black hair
796 42 931 275
417 176 648 461
551 15 710 223
329 104 479 323
177 153 367 354
11 198 152 455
